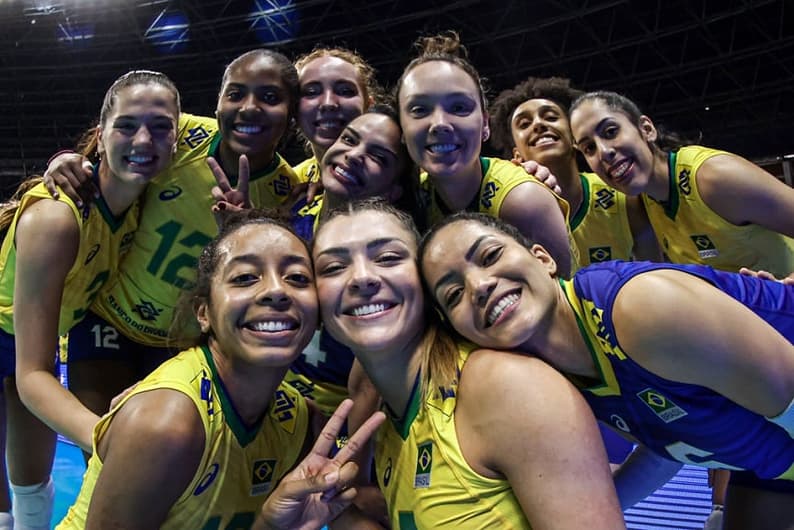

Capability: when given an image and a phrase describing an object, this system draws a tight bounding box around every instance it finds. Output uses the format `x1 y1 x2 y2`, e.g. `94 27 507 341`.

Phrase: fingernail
324 471 339 484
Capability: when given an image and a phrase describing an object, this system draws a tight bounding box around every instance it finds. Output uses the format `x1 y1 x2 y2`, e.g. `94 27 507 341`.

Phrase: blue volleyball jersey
563 261 794 480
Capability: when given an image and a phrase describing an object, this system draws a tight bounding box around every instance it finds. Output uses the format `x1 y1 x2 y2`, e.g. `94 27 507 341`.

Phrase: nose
597 138 616 162
320 89 339 111
532 114 547 132
349 258 381 295
467 273 496 307
428 106 452 135
241 93 261 114
132 124 153 146
257 271 290 307
344 143 366 167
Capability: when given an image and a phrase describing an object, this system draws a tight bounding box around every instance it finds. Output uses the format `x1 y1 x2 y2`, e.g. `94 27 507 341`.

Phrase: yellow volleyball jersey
0 180 137 335
643 145 794 276
423 157 576 272
292 156 318 184
570 172 635 267
58 345 309 530
375 344 530 529
91 113 302 346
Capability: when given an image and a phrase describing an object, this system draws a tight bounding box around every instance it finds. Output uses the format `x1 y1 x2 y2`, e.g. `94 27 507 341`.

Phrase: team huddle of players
0 30 792 530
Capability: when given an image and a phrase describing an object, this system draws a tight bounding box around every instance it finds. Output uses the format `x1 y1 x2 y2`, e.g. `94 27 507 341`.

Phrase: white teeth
534 136 557 146
128 155 153 164
610 160 632 178
487 293 519 325
250 320 293 332
352 303 386 317
334 165 360 185
428 143 457 154
235 125 262 134
318 120 340 128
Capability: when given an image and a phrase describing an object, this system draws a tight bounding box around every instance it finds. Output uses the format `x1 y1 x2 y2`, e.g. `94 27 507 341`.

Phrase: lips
333 164 363 187
607 158 634 183
125 154 155 165
427 143 459 154
485 290 520 327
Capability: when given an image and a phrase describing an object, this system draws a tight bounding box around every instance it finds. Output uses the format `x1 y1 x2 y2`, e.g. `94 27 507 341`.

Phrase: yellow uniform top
58 345 309 530
292 156 318 184
422 157 576 272
0 180 137 335
91 113 302 345
376 344 530 529
643 145 794 276
570 172 635 267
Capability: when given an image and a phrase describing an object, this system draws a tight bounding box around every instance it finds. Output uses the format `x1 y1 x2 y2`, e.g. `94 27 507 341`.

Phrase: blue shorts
0 328 61 380
67 311 174 377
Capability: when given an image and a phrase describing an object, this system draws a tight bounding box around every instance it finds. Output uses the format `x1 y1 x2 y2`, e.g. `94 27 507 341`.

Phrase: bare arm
501 182 573 278
13 199 100 451
86 389 204 529
613 269 794 417
625 195 663 262
697 153 794 237
456 349 625 529
42 152 97 206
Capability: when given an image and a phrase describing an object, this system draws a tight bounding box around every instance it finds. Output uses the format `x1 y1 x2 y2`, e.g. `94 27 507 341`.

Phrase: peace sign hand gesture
207 155 251 219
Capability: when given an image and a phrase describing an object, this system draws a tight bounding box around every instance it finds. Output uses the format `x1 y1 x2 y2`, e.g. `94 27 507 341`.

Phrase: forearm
613 444 683 510
16 370 100 451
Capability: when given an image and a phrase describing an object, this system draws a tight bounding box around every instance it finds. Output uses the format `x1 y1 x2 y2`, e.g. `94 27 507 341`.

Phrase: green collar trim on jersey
385 371 422 440
559 278 609 392
433 157 491 216
207 133 282 187
201 344 266 447
659 151 680 220
568 173 590 231
92 163 133 233
479 156 491 177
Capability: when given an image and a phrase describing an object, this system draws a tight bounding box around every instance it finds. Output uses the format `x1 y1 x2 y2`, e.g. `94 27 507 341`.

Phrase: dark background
1 0 792 196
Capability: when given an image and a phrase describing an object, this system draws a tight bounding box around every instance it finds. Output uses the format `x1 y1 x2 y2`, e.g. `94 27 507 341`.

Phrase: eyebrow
226 253 310 268
513 104 559 122
315 237 405 258
432 234 489 292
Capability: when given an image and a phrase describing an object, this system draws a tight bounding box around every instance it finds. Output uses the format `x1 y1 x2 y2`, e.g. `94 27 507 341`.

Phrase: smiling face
216 54 291 171
421 219 559 350
97 83 178 185
570 98 658 196
298 55 367 155
313 210 425 358
398 61 488 179
510 98 575 165
320 113 404 201
197 223 318 369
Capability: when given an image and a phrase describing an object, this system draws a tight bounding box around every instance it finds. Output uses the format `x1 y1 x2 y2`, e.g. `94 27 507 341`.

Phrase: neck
311 144 327 165
354 328 424 420
431 158 483 212
546 156 583 213
207 340 286 427
519 283 598 379
98 163 145 216
646 149 672 202
219 143 275 179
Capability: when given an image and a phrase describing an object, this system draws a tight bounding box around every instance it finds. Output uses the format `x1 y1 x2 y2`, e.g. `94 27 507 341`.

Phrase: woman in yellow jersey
293 46 381 185
58 210 384 530
420 212 794 529
395 32 574 276
311 199 624 529
490 77 661 267
40 50 304 447
0 71 180 530
569 90 794 278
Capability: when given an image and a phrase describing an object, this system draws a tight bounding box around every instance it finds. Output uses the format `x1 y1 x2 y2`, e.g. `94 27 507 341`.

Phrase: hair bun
415 31 467 59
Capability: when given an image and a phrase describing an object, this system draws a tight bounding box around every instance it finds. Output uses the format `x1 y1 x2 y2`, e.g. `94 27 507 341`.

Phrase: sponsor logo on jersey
250 459 277 496
582 299 626 360
272 389 297 433
480 181 499 209
119 231 135 254
593 188 616 209
84 244 100 265
610 414 631 433
690 234 719 259
200 370 215 416
285 377 314 398
678 169 691 195
272 174 292 197
193 463 219 496
414 441 432 488
133 299 162 321
637 388 688 423
589 246 612 263
158 186 183 201
383 457 393 487
184 125 210 149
